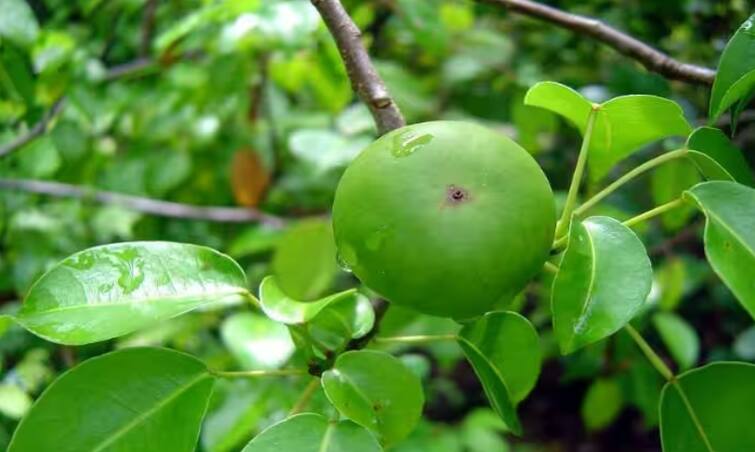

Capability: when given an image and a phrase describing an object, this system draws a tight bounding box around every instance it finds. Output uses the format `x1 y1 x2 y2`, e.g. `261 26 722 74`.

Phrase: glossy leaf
257 276 356 325
14 242 248 345
525 81 691 181
242 413 381 452
8 347 215 452
660 362 755 452
581 378 623 431
684 181 755 318
304 293 375 352
552 216 653 354
321 350 424 446
220 312 295 370
653 312 699 371
686 127 754 186
272 219 338 301
709 14 755 121
458 311 541 434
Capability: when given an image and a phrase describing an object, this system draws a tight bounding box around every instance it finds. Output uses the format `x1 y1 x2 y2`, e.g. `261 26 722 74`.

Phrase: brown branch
0 99 66 158
0 179 286 227
140 0 159 57
310 0 405 134
481 0 715 85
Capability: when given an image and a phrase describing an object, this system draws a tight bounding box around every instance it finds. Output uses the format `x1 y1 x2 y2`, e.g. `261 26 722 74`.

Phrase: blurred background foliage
0 0 753 450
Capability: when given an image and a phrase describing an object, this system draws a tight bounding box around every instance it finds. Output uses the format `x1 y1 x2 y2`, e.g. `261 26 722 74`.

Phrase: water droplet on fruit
391 130 433 157
337 243 358 273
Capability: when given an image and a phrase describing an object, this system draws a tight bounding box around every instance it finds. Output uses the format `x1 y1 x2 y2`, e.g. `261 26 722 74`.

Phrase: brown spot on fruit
446 185 470 205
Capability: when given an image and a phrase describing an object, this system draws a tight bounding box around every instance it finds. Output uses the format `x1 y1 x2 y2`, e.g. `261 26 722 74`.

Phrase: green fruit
332 121 556 319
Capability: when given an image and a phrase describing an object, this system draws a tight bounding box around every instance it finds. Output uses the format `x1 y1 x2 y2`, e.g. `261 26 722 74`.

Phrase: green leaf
458 311 541 434
652 312 699 371
0 0 40 48
657 257 685 311
660 362 755 452
321 350 424 446
683 181 755 318
258 275 356 325
709 14 755 122
525 81 691 182
220 312 295 370
15 242 248 345
686 127 755 186
552 216 652 354
8 347 215 452
242 413 382 452
581 378 623 431
272 219 338 301
304 293 375 353
651 158 701 231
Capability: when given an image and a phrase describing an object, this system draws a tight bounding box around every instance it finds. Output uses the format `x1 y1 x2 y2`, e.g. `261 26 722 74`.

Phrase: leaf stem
622 198 683 228
210 369 306 379
573 148 688 217
624 324 674 381
554 105 600 239
373 334 458 344
289 378 320 416
624 324 714 451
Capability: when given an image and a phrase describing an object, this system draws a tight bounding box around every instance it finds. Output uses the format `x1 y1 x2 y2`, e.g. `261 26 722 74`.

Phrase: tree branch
0 99 66 158
481 0 715 85
311 0 403 350
140 0 159 57
310 0 405 134
0 179 286 227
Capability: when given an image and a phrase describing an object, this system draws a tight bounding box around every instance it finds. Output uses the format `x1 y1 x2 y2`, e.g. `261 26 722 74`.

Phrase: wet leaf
15 242 248 345
551 216 652 354
257 275 356 325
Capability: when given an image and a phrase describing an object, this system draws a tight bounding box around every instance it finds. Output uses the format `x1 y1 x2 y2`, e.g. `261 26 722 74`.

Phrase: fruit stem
554 105 600 239
622 198 683 228
625 324 715 452
374 334 458 344
210 368 307 379
573 148 688 217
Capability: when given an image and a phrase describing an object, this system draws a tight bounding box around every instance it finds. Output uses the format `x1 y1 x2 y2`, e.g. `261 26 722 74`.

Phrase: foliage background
0 0 753 450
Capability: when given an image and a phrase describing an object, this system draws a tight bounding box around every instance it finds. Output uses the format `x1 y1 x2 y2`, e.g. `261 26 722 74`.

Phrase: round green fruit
332 121 556 319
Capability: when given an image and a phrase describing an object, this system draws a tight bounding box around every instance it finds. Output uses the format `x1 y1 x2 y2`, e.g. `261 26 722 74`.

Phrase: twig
480 0 715 85
0 99 66 158
140 0 159 57
310 0 405 134
0 179 286 227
